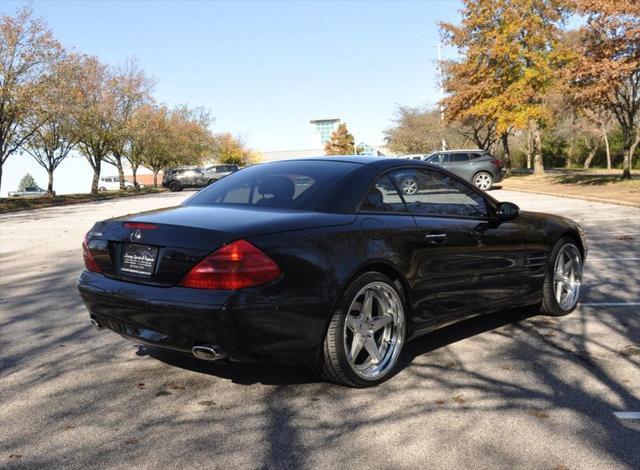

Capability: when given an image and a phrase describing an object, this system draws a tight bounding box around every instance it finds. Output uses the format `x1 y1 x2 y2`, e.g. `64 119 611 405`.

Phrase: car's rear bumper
493 169 504 183
77 270 329 365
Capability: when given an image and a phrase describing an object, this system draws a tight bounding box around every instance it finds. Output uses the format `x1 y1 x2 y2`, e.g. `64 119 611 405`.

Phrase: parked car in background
205 164 239 182
8 186 48 197
162 167 209 192
98 176 137 192
422 149 503 190
400 154 430 161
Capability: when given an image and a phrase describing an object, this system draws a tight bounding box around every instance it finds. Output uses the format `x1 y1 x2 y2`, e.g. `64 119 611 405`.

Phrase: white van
98 176 137 191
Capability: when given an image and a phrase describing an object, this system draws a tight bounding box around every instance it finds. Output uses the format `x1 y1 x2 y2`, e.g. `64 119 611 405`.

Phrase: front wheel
168 181 182 192
541 237 583 316
473 172 493 190
314 272 406 387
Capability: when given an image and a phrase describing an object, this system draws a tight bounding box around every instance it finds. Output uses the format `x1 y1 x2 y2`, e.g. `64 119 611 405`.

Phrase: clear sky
1 0 462 195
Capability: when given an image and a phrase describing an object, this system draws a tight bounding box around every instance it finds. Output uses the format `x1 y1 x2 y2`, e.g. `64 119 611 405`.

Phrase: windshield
186 160 358 210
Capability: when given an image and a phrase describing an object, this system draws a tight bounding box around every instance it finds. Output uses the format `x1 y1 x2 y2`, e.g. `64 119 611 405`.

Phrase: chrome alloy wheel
474 172 493 190
343 282 405 380
553 244 582 311
401 177 418 195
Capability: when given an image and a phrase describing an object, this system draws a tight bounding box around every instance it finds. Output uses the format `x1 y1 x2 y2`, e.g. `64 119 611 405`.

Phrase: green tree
211 133 261 166
18 173 36 190
325 123 355 155
20 55 82 194
105 59 153 190
0 7 63 192
68 55 114 193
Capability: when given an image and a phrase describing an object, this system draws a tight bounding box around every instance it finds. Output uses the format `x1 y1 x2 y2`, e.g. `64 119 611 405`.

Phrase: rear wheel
473 171 493 190
541 237 583 316
169 181 182 192
98 186 107 192
314 272 406 387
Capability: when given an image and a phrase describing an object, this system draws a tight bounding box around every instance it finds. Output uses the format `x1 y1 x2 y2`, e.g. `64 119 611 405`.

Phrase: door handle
425 233 447 244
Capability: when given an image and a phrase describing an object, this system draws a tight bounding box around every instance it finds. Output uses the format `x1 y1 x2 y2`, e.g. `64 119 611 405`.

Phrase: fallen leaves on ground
155 390 172 397
167 382 186 390
453 394 466 404
527 410 549 419
621 344 640 357
199 400 217 407
9 454 22 460
136 383 146 390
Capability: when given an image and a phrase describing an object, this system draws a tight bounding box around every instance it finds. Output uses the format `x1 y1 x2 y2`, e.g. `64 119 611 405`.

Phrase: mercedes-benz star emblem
130 229 142 242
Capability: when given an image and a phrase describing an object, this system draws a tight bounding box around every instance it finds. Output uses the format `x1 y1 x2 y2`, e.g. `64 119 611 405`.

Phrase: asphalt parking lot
1 190 638 469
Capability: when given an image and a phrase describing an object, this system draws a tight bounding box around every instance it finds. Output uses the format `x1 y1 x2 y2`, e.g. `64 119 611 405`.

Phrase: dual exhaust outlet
90 319 226 362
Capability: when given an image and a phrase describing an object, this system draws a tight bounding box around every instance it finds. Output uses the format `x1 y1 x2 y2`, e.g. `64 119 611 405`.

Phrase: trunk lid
86 205 355 286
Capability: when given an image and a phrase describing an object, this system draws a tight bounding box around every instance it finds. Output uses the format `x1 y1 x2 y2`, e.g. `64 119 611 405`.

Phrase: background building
310 118 341 148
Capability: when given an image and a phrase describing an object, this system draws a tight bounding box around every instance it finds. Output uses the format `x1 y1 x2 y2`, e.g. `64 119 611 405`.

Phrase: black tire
98 187 107 192
207 179 216 186
540 237 583 316
313 272 406 387
168 181 182 192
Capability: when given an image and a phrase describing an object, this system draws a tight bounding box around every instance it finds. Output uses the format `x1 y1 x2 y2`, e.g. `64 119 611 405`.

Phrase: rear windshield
186 160 358 210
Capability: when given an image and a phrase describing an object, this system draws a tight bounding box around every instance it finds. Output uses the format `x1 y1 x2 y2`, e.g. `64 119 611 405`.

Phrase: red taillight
83 234 102 273
124 222 157 230
179 240 281 290
491 159 503 167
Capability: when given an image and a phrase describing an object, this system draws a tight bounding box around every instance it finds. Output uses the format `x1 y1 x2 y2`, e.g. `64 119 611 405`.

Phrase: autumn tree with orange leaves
568 0 640 179
441 0 570 176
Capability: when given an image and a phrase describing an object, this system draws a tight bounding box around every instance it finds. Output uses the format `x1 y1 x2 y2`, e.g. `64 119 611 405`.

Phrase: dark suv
423 149 503 190
162 167 209 192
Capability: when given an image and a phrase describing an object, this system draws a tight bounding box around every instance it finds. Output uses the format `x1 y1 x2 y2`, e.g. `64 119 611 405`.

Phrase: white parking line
581 302 640 307
614 412 640 420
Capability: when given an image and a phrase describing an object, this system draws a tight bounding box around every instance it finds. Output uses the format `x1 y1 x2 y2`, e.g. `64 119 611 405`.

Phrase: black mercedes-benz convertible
78 157 587 387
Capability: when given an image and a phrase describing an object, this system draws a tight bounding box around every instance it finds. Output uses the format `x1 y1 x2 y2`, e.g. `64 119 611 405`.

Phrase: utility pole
437 42 447 151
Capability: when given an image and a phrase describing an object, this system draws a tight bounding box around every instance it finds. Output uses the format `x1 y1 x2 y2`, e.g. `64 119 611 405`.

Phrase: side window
449 153 470 163
360 175 407 213
426 154 442 164
388 169 489 218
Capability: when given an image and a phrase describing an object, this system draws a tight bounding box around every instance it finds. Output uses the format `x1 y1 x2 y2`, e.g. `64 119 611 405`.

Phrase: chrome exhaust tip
90 318 103 330
192 345 226 361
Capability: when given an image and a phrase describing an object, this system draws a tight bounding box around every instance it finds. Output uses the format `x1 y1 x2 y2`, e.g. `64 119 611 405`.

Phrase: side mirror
496 201 520 221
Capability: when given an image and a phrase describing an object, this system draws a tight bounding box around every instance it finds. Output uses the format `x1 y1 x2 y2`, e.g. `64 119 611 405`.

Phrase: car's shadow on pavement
138 307 537 386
